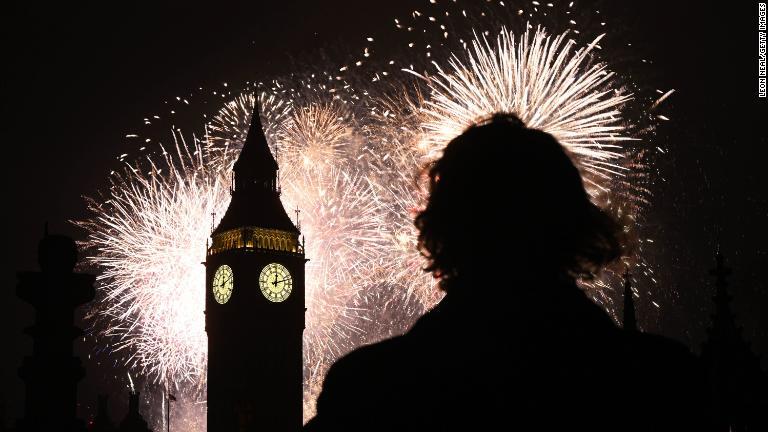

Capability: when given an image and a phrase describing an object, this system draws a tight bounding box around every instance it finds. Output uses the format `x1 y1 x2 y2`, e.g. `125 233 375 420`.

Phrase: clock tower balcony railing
208 227 304 256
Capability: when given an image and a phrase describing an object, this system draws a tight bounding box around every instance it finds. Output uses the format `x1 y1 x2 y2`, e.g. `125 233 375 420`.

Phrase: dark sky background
3 0 766 426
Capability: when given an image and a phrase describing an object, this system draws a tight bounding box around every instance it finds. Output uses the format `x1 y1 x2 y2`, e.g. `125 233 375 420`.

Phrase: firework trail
78 5 662 427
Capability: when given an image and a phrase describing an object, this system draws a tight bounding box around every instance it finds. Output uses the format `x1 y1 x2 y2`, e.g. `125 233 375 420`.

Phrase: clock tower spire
206 97 306 431
213 97 297 236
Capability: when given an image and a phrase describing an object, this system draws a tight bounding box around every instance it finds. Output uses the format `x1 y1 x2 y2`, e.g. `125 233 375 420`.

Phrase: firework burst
355 26 642 308
78 132 228 388
406 26 635 200
281 101 355 173
79 11 655 429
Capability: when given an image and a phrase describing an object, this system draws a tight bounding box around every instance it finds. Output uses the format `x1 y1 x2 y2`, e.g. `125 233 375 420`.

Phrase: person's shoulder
626 332 703 386
623 332 711 428
307 335 416 431
327 335 410 380
629 332 699 365
317 333 417 401
315 304 447 406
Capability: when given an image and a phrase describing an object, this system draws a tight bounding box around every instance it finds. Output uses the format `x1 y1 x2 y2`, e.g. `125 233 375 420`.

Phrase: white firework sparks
79 132 229 387
281 101 355 173
406 26 635 199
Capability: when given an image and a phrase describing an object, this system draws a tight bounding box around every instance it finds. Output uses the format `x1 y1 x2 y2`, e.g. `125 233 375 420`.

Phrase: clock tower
205 99 305 431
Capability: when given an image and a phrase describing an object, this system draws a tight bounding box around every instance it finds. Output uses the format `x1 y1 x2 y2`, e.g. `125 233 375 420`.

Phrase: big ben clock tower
205 99 305 431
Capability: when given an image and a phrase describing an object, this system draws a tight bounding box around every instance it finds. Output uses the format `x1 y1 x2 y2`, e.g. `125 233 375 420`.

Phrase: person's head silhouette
415 113 623 294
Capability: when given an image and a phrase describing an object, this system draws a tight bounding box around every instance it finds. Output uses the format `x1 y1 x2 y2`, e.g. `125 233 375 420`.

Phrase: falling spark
128 372 135 393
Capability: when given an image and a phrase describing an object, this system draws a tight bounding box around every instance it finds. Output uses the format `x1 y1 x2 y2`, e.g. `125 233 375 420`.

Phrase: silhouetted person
305 115 710 431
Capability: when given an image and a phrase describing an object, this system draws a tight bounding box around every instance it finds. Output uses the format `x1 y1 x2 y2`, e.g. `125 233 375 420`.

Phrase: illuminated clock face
259 263 293 302
212 265 234 304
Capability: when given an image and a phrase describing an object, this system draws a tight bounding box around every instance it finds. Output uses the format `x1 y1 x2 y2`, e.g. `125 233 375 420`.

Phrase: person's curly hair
415 114 624 291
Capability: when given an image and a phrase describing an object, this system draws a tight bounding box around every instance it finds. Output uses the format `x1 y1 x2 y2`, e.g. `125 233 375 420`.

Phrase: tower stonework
205 100 306 431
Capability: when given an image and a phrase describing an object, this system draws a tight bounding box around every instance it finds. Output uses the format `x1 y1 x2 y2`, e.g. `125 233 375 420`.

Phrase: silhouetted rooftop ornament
118 392 152 432
704 251 740 348
38 223 78 273
622 269 638 333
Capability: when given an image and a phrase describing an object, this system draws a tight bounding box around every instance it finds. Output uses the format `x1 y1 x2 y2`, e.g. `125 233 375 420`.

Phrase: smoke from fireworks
78 12 659 429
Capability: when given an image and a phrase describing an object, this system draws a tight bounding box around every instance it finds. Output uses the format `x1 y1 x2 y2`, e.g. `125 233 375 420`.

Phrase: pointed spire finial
622 267 638 333
251 93 263 128
230 91 279 195
211 89 299 236
710 248 733 306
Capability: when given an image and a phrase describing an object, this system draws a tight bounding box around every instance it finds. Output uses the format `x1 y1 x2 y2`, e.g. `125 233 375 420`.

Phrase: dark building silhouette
117 392 152 432
700 251 768 431
90 395 116 432
16 229 95 432
206 99 306 431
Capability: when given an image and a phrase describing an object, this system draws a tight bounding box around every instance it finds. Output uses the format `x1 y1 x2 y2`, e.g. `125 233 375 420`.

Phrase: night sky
4 0 767 425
